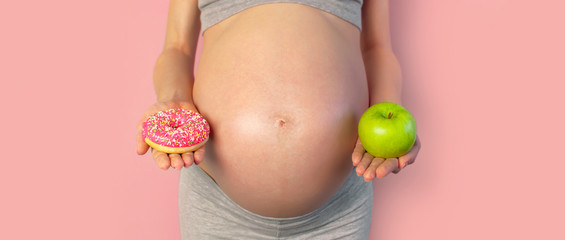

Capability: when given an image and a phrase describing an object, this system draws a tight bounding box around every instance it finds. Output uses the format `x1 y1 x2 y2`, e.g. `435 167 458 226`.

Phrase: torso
193 3 369 218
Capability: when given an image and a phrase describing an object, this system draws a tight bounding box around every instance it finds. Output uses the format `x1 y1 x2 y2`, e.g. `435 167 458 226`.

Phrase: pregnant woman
136 0 422 239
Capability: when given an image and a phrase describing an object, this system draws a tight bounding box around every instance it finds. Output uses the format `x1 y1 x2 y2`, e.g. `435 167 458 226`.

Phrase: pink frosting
142 108 210 148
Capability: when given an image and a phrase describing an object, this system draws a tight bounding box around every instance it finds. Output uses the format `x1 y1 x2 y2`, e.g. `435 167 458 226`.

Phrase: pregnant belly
192 3 369 218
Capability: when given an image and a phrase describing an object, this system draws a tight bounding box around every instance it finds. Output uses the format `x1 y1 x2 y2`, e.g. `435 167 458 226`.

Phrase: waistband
187 164 371 234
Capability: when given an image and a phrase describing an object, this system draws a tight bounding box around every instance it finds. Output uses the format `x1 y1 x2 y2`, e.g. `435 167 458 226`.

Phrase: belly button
276 119 287 128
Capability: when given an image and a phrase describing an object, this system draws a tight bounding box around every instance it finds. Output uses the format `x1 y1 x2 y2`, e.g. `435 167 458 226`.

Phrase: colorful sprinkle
142 108 210 148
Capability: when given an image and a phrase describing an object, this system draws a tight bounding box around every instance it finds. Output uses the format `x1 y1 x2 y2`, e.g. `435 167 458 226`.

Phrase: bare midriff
193 3 369 218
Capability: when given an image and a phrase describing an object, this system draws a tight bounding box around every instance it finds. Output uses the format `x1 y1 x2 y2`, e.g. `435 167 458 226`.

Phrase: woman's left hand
352 134 421 182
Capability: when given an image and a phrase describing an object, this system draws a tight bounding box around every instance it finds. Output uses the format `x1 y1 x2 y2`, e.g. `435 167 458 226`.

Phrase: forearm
362 47 403 106
153 47 196 103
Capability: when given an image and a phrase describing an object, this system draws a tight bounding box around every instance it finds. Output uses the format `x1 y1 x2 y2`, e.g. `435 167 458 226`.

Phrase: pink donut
142 108 210 154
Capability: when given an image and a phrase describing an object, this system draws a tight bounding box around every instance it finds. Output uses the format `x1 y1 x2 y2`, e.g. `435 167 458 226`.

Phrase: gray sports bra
198 0 363 35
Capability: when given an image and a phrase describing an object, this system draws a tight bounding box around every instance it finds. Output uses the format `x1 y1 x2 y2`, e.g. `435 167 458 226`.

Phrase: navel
276 119 287 128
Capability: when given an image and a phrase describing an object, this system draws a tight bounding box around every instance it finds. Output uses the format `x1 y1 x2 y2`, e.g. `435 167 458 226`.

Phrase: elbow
162 43 193 57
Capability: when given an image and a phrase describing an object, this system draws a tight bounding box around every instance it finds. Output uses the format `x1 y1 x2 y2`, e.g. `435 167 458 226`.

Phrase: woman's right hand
136 101 207 170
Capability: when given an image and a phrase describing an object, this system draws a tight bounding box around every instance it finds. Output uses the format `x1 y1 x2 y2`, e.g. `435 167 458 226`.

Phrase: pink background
1 0 563 239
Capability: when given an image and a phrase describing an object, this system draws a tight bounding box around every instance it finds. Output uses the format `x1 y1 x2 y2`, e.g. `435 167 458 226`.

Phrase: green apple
358 102 417 158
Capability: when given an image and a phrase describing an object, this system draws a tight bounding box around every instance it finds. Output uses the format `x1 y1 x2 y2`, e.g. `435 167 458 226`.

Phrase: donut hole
167 116 187 129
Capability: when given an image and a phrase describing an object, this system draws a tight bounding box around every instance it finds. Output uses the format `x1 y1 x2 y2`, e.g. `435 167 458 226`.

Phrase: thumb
136 121 150 155
352 138 365 166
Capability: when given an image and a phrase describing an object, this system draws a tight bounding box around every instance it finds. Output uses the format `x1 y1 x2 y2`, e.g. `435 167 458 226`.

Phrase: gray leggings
178 165 373 239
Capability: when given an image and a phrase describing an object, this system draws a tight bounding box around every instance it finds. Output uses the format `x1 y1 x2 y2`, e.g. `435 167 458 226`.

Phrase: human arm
360 0 402 106
136 0 205 170
352 0 422 181
154 0 201 103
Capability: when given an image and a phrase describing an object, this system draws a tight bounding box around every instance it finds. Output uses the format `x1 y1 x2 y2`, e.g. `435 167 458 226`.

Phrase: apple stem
387 112 392 119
